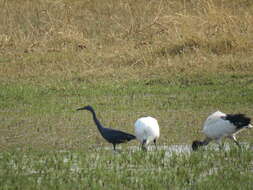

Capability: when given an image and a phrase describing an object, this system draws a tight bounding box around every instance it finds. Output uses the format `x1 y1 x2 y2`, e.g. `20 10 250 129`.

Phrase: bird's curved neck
88 108 104 132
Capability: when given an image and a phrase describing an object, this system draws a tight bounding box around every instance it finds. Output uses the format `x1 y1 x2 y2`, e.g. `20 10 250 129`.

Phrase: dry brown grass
0 0 253 83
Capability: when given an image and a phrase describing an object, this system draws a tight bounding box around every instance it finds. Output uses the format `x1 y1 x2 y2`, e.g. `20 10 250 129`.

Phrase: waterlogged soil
92 142 252 156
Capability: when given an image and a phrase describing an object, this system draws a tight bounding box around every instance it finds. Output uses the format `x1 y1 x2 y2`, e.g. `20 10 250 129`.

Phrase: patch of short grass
0 147 252 189
0 73 252 150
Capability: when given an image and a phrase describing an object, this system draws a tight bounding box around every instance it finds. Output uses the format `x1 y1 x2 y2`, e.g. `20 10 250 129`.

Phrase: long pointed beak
76 107 85 111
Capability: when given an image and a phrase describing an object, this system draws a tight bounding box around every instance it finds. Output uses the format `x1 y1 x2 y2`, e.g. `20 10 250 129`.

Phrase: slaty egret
77 105 136 151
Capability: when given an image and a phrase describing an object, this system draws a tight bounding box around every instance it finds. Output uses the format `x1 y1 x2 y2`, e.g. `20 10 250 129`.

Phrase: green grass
1 73 252 149
0 0 253 189
0 147 252 189
0 74 252 189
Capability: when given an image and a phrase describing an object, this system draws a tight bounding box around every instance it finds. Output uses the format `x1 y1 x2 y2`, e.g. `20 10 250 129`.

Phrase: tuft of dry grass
0 0 252 84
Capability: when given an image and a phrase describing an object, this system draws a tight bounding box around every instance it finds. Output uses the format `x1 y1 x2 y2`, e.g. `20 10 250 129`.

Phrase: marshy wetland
0 0 253 189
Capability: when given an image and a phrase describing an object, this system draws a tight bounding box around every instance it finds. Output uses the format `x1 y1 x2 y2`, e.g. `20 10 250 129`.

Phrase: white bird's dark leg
215 138 223 150
153 139 157 150
228 135 241 148
141 140 147 151
139 143 143 150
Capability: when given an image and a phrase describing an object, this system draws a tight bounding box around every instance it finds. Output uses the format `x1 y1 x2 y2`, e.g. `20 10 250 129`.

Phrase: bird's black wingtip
224 113 251 129
129 134 136 141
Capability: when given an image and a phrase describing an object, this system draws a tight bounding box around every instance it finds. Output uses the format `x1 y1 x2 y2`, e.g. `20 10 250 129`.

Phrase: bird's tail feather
225 114 251 129
126 134 136 141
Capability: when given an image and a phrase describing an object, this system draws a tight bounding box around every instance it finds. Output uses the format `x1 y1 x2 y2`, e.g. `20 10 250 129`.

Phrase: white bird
134 116 160 151
192 111 252 151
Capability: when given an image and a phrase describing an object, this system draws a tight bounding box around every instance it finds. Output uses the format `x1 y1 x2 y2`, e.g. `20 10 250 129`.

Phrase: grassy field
0 0 253 189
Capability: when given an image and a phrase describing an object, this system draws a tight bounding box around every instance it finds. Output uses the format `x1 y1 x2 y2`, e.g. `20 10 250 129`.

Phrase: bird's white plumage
134 116 160 145
192 110 252 151
202 111 237 139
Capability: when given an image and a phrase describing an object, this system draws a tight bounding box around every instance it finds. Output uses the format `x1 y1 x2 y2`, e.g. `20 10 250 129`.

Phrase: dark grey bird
192 111 252 151
77 105 136 151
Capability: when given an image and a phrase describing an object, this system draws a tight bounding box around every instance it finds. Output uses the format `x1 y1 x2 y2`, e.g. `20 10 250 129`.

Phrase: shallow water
3 142 251 177
94 144 192 157
94 142 251 157
164 144 192 157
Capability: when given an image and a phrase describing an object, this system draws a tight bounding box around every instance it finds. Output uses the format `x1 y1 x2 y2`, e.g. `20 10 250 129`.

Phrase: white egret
134 116 160 151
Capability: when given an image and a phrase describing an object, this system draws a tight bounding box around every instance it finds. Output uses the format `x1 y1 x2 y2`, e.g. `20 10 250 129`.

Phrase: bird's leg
215 138 223 150
141 140 147 151
112 144 121 153
228 135 241 148
153 139 157 150
139 143 142 150
142 146 147 151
